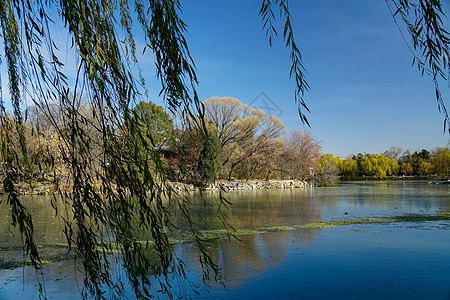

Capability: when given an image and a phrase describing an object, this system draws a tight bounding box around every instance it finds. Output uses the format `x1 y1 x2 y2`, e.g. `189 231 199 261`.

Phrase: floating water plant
1 211 448 269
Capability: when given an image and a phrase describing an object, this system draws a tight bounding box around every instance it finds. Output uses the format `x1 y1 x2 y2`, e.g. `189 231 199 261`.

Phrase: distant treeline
319 146 450 182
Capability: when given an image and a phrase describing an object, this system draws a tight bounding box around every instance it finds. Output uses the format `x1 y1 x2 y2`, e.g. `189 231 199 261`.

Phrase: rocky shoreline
0 182 60 195
171 179 309 192
0 179 309 195
6 177 448 195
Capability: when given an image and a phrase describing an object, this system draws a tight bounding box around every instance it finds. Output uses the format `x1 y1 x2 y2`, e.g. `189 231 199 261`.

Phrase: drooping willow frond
1 0 449 298
0 1 221 299
259 0 310 126
387 0 450 131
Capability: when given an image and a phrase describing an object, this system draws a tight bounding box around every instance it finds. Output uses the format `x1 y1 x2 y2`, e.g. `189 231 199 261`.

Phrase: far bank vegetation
3 97 449 192
1 97 322 191
319 146 450 182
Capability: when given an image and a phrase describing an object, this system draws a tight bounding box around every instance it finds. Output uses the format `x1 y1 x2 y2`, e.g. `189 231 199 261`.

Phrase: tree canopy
129 100 174 152
203 97 285 179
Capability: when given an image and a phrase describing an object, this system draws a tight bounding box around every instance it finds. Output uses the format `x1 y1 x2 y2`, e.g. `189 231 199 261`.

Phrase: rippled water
0 181 449 299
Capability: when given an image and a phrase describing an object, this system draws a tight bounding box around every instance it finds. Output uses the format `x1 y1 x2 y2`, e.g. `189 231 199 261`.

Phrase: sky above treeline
1 0 449 157
172 0 449 157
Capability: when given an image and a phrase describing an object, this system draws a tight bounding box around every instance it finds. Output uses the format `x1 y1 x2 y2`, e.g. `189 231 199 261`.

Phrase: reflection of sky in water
315 181 450 221
1 223 449 299
0 181 449 299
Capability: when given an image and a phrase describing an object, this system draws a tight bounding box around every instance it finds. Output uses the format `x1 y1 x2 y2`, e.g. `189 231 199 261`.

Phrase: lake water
0 181 449 299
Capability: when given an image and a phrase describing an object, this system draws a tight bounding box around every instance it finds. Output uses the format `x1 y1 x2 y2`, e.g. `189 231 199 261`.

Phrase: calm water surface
0 181 449 299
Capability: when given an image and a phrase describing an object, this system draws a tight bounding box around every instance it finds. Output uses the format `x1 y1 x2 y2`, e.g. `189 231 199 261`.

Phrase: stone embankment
171 180 309 192
3 182 59 195
1 179 308 195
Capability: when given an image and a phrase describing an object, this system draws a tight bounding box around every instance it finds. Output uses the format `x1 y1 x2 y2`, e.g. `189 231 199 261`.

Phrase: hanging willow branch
0 0 228 299
259 0 311 126
1 0 450 299
387 0 450 131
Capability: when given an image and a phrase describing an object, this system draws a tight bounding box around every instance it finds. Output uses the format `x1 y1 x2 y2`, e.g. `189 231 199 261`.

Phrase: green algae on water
295 212 450 229
295 218 394 229
1 211 449 270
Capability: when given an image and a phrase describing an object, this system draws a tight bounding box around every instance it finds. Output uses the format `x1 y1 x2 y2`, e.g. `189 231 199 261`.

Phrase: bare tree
203 97 285 179
279 130 322 180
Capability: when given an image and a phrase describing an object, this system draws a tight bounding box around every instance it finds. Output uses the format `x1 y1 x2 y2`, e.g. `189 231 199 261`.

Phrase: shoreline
0 179 310 195
170 179 309 192
2 176 447 195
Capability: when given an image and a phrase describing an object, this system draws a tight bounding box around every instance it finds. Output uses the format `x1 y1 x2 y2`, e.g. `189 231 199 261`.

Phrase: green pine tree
197 128 222 183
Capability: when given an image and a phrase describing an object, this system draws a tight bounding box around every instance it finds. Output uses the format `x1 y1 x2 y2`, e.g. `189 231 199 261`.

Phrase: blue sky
1 0 449 157
168 0 449 157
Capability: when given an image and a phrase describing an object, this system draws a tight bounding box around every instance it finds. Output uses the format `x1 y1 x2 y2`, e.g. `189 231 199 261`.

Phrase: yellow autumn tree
432 147 450 178
342 157 360 179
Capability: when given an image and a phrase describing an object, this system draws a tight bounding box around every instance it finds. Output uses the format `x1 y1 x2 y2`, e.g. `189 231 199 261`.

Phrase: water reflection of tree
153 189 325 291
0 195 68 247
190 228 318 285
172 189 323 233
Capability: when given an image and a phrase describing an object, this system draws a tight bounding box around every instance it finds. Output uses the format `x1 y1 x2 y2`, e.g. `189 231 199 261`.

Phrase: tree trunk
246 163 258 182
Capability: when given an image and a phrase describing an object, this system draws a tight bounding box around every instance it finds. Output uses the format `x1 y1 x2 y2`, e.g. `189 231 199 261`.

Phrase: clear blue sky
1 0 449 157
165 0 448 157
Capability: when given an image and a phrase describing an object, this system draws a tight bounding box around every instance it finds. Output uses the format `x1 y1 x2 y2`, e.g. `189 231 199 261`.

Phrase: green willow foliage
387 0 450 131
0 0 449 299
259 0 311 125
0 0 228 298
